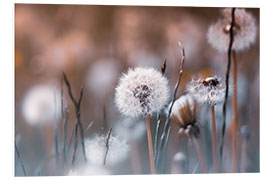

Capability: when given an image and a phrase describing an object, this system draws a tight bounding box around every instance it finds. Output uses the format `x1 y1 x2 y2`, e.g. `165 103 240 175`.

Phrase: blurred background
15 4 259 176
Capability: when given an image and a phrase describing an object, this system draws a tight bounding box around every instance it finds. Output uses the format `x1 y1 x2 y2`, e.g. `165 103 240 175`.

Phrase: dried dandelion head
169 94 200 138
115 67 170 118
85 134 130 166
187 76 225 106
207 8 257 52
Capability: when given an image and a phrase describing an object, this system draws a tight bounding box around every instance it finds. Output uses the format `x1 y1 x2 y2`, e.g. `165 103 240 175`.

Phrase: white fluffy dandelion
85 134 130 166
207 8 257 52
115 67 170 118
22 85 61 126
187 76 225 106
68 163 110 176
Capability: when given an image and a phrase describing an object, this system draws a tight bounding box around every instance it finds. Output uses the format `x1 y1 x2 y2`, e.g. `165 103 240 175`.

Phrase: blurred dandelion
207 8 257 52
22 85 61 126
85 134 130 166
68 163 111 176
85 58 120 99
171 152 186 174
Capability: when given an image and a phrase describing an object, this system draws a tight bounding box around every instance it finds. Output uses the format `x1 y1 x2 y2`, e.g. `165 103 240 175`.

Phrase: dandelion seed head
207 8 257 52
115 67 170 118
86 135 130 166
22 85 61 126
187 76 225 106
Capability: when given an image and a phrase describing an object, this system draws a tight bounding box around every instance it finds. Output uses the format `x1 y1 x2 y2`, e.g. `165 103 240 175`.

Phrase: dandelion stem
103 128 112 165
232 50 238 173
191 136 208 173
146 116 156 174
220 7 236 172
154 114 161 168
211 105 218 173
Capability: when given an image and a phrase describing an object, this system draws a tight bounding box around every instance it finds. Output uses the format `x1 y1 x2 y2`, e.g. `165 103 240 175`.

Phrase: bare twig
15 140 26 176
156 41 185 170
62 104 69 163
63 72 87 168
160 126 171 173
84 121 94 135
103 128 112 165
220 7 236 172
161 58 167 75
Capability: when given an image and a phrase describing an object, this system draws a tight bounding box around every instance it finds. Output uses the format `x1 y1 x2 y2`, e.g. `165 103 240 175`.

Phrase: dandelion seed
115 67 170 118
187 76 225 106
85 134 130 166
22 85 61 126
207 8 257 52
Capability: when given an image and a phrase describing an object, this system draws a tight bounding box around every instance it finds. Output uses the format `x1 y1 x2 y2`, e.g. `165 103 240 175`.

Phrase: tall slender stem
232 51 238 172
146 116 156 174
191 137 208 173
211 106 218 173
220 8 236 171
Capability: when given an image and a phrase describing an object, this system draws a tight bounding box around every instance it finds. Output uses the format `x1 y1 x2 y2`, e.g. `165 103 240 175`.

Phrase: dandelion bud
207 8 257 52
187 76 225 106
115 67 170 118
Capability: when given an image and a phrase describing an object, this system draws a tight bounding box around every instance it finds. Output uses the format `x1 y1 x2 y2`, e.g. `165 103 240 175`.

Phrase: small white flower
187 76 225 106
85 135 130 166
207 8 257 52
115 67 170 118
22 85 61 126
